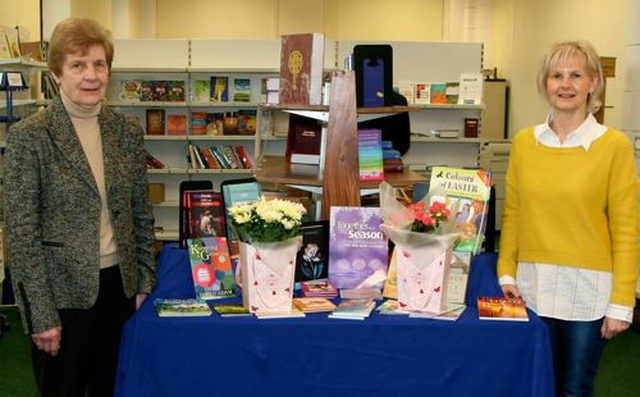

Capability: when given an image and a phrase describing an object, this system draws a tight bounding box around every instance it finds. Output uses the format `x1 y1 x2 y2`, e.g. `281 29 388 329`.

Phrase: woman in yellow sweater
497 40 638 397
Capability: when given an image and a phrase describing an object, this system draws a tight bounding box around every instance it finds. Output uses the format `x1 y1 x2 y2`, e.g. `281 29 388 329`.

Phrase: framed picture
295 220 329 283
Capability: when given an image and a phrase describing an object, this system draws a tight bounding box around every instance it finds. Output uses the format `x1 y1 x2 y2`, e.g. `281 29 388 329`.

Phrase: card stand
353 45 393 107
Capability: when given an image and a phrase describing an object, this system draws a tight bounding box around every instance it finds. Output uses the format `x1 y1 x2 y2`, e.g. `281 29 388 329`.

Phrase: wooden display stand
255 70 425 219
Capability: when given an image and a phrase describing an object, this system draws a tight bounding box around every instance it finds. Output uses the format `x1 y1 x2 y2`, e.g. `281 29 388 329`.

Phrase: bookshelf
255 70 427 219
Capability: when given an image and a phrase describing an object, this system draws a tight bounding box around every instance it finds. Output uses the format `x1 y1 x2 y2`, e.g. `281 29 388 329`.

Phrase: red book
279 33 325 105
235 145 254 169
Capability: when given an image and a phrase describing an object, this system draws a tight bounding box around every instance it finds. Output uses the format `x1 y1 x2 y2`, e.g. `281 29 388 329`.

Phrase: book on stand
145 109 165 135
183 190 227 240
328 206 388 290
279 32 324 105
477 296 529 322
187 237 236 299
428 166 492 254
210 76 229 102
154 298 212 317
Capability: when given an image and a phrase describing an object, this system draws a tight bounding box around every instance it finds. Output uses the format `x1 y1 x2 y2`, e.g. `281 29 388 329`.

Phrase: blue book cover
328 206 388 290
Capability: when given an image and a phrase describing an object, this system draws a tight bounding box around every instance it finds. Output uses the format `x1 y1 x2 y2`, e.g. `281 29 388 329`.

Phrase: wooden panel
321 70 360 219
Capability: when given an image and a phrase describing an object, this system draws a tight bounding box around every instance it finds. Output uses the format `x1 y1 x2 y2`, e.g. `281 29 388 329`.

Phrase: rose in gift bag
228 197 306 313
379 182 460 314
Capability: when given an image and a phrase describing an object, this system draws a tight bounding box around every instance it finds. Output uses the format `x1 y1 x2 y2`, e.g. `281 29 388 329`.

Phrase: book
300 279 339 298
119 80 142 101
428 166 492 254
458 73 484 105
210 76 229 102
212 303 252 317
279 33 324 105
152 80 169 101
445 81 460 104
235 145 254 169
409 303 467 321
145 150 165 169
233 77 251 102
255 306 306 319
477 297 529 322
340 287 383 300
187 237 236 299
236 109 257 135
145 109 165 135
166 114 187 135
414 82 431 104
167 80 186 102
358 128 384 182
429 82 448 104
190 112 208 135
183 190 227 240
153 298 212 317
375 299 408 315
328 206 388 290
292 297 337 313
328 298 376 320
295 221 329 283
193 80 211 102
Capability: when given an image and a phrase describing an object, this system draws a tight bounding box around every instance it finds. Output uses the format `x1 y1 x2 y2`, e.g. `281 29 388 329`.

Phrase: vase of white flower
228 197 306 313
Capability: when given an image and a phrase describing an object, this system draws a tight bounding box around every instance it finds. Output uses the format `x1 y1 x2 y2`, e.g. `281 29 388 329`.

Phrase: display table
115 244 554 397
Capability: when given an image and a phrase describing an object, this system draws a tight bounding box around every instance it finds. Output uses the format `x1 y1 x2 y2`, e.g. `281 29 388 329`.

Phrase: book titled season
328 206 388 290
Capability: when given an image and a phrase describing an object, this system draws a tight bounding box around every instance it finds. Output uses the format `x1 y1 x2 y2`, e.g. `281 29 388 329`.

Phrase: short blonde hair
536 40 604 113
47 17 114 77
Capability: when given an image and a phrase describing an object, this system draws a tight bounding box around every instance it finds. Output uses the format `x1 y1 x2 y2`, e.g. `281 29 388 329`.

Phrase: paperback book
292 297 337 313
328 206 388 290
187 237 236 299
428 166 492 254
300 279 339 298
154 298 212 317
477 296 529 322
328 298 376 320
212 303 252 317
183 190 227 240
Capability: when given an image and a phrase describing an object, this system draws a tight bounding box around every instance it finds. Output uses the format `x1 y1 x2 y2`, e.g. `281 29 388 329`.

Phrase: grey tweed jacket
4 96 157 334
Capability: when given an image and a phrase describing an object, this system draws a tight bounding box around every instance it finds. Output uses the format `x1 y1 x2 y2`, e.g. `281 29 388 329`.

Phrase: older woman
4 17 156 396
497 40 638 397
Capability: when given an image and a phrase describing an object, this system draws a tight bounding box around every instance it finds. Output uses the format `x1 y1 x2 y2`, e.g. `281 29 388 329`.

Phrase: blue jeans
542 317 608 397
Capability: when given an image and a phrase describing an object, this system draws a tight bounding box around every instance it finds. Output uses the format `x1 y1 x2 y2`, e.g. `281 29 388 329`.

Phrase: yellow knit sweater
497 127 639 307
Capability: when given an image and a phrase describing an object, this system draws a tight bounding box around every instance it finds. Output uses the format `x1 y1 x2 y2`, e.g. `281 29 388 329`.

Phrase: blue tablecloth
115 244 554 397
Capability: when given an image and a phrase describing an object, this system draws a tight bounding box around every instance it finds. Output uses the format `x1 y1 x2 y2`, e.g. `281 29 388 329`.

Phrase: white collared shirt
500 113 632 322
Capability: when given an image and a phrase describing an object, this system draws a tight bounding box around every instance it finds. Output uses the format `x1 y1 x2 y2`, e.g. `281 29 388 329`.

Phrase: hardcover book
187 237 236 299
477 297 529 322
429 166 492 254
145 109 165 135
153 298 212 317
279 33 324 105
328 206 388 290
285 114 323 164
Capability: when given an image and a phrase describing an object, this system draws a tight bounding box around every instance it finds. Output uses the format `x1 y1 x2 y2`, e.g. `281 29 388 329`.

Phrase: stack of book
382 140 403 173
358 128 384 182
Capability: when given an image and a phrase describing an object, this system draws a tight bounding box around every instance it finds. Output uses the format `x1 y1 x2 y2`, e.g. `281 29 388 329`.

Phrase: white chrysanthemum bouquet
228 197 306 243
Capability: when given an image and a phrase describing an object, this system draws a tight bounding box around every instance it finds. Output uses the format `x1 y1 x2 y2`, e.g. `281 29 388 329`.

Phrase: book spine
235 145 254 169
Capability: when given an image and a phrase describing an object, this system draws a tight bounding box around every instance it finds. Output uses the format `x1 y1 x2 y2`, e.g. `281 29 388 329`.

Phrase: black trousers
31 265 135 397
